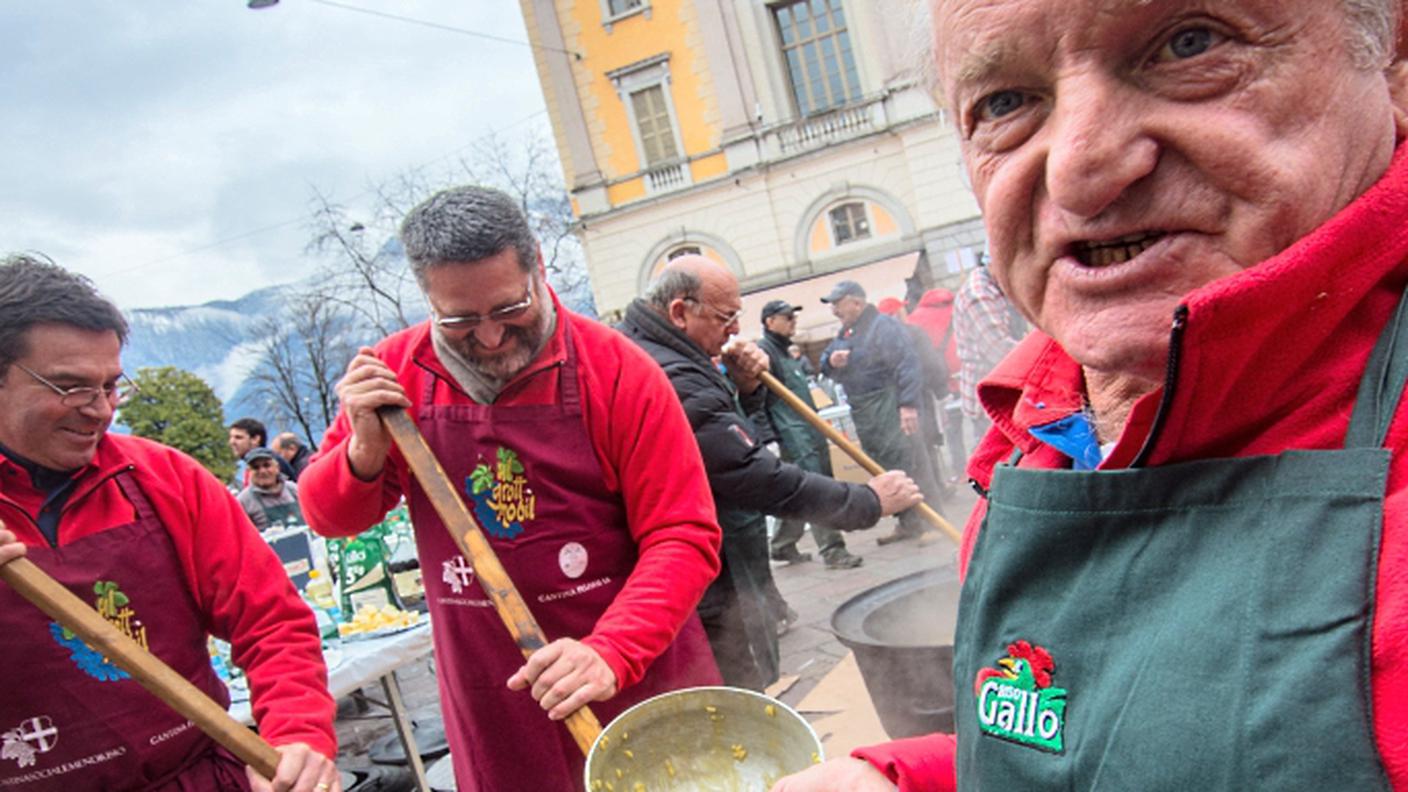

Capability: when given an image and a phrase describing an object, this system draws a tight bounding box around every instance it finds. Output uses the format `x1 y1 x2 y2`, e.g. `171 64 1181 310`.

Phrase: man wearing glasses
298 186 723 792
0 255 338 791
618 256 923 690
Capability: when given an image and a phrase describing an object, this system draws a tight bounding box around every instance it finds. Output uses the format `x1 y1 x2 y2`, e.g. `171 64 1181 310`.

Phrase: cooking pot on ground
831 567 958 738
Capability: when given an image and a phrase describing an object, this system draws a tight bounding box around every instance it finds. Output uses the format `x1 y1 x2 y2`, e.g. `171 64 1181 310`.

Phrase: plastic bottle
304 570 341 646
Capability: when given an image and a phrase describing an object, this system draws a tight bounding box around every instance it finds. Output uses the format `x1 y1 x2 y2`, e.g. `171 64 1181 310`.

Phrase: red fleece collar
973 144 1408 482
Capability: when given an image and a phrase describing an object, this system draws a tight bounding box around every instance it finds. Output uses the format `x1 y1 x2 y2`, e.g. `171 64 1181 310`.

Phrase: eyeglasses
15 363 138 408
683 297 743 326
434 281 535 330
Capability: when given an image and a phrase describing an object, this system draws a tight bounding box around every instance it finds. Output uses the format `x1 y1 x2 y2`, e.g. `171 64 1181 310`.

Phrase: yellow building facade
519 0 983 340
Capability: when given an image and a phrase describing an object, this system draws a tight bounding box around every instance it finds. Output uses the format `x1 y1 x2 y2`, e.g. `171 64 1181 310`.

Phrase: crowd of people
7 0 1408 789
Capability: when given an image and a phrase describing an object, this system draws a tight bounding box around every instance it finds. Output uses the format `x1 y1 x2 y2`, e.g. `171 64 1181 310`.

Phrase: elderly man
0 256 336 792
237 447 304 530
619 257 921 690
298 186 722 791
821 281 941 543
757 300 863 570
273 432 313 482
773 0 1408 790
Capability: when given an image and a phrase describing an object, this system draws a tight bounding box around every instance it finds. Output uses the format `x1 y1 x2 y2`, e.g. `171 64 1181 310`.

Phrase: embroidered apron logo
974 640 1068 753
2 716 58 768
442 557 476 594
467 447 537 539
49 580 146 682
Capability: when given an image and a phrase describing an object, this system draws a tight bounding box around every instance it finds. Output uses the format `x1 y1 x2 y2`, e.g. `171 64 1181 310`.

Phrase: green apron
952 294 1408 790
848 385 912 474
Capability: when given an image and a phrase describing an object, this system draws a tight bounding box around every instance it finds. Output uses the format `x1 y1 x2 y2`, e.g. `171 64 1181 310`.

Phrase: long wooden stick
378 407 604 756
759 371 962 545
0 554 281 779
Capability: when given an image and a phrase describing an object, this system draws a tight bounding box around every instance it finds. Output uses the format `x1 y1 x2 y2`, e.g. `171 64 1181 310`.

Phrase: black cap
820 280 866 304
761 300 802 322
244 447 279 465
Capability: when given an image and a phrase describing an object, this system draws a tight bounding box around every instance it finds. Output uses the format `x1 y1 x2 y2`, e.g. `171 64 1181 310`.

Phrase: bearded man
298 186 723 792
775 0 1408 789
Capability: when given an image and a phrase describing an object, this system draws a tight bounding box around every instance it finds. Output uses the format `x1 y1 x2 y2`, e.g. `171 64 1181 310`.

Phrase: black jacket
619 300 880 533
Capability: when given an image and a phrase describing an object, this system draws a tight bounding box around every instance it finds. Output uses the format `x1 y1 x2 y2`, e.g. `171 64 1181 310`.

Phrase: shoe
770 548 813 565
777 605 800 637
823 551 864 570
876 527 923 546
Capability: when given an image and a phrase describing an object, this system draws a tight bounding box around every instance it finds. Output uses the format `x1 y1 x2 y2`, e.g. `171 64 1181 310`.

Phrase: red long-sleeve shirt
298 294 722 690
0 434 336 758
855 137 1408 791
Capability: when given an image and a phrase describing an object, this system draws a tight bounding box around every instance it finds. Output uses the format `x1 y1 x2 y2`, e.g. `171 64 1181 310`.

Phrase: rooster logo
974 640 1068 753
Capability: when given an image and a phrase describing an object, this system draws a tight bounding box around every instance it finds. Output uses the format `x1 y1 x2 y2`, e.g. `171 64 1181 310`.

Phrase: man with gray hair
774 0 1408 790
619 255 921 690
0 255 337 792
298 186 723 791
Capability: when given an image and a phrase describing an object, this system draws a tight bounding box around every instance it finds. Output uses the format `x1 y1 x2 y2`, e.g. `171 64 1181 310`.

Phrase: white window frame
828 200 872 247
601 0 649 33
608 54 692 195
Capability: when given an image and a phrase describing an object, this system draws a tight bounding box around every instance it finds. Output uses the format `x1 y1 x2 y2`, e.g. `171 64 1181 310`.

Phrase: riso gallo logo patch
974 640 1067 753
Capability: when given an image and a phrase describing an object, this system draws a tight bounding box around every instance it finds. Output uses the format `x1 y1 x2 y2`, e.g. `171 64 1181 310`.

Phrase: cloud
0 2 549 309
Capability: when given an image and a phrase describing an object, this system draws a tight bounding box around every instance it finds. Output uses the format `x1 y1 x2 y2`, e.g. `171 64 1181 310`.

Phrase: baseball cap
820 280 866 304
761 300 802 322
244 447 280 465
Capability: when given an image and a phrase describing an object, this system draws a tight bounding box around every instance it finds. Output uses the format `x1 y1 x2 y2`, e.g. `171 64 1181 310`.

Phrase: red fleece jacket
854 146 1408 789
0 434 336 758
298 293 722 691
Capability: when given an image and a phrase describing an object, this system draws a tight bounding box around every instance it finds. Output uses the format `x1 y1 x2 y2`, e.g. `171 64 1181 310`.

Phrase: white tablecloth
229 621 433 725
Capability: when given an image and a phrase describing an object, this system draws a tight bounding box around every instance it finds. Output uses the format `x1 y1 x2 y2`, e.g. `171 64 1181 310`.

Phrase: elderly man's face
425 248 552 382
936 0 1403 379
249 458 282 490
830 296 866 327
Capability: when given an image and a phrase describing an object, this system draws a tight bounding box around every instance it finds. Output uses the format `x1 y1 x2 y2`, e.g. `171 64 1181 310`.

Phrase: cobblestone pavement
332 486 978 779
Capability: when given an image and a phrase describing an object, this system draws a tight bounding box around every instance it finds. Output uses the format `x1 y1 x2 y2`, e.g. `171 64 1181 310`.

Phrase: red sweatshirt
298 293 722 691
0 434 336 758
855 146 1408 789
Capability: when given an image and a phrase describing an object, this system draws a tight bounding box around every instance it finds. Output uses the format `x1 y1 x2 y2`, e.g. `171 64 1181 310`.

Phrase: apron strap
1345 287 1408 449
113 468 160 523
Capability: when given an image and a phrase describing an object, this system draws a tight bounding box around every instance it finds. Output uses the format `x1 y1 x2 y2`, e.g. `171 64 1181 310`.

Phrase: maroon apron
409 320 719 792
0 472 250 791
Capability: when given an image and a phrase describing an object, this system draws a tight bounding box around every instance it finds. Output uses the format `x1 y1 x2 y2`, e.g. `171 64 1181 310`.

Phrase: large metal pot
831 567 958 738
584 686 821 791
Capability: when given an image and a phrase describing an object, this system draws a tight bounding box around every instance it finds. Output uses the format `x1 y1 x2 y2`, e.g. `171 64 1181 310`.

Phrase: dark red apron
0 472 249 791
409 320 719 792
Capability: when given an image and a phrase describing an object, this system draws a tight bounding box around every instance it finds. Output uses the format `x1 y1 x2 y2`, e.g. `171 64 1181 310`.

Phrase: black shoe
770 548 813 565
823 550 864 570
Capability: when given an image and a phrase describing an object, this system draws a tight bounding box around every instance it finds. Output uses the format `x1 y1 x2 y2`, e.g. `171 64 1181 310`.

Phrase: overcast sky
1 1 550 310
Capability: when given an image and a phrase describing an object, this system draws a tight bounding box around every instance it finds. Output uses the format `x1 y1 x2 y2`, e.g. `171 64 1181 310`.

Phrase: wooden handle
378 407 604 756
758 371 962 545
0 556 282 778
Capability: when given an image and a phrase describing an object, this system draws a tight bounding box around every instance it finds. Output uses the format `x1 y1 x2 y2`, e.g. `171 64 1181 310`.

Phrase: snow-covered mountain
121 265 597 442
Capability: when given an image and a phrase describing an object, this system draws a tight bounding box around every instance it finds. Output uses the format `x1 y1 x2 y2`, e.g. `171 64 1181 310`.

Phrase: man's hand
507 638 618 721
722 340 769 394
769 757 896 791
829 349 851 369
867 471 922 516
334 347 411 481
246 743 340 792
899 406 919 436
0 524 26 567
